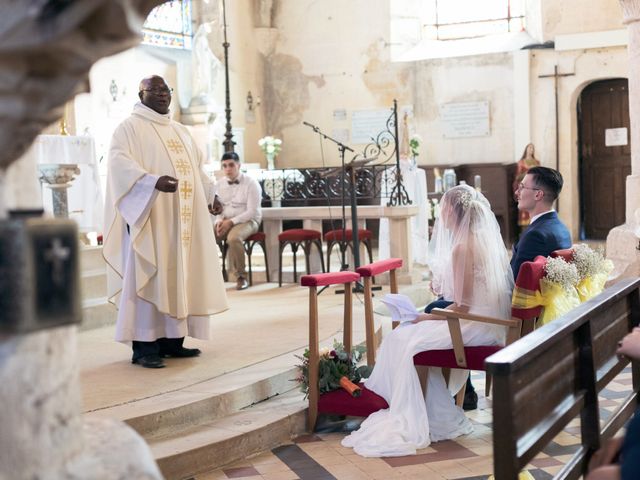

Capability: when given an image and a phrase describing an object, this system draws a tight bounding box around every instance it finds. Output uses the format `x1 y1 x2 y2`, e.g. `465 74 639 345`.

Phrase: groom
511 166 571 279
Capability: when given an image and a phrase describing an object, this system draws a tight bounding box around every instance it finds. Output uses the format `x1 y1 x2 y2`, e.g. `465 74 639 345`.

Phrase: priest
103 75 228 369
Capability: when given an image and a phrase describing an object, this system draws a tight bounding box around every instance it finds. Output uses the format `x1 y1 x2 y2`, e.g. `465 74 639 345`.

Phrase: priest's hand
156 175 179 192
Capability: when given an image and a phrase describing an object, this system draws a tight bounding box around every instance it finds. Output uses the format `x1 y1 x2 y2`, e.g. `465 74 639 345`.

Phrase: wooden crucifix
538 65 575 172
539 65 574 213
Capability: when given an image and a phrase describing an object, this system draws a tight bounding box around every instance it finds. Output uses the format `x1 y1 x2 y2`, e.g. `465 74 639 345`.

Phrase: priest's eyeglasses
141 87 173 95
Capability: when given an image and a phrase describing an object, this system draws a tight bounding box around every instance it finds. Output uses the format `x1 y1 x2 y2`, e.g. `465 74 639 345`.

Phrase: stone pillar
606 0 640 281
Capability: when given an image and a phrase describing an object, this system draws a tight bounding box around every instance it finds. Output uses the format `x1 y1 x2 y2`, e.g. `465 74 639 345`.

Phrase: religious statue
190 24 222 108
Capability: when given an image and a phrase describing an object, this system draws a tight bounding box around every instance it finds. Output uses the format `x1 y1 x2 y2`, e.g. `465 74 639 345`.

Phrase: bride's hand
412 313 438 323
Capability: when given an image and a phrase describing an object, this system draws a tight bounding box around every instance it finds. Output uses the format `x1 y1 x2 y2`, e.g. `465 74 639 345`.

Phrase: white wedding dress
341 184 513 458
341 306 504 457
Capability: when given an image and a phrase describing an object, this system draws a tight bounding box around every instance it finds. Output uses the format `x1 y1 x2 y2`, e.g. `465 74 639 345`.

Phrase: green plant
293 340 373 398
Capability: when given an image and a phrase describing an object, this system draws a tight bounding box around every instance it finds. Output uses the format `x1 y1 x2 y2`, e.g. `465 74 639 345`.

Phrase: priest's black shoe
160 346 202 358
132 354 165 368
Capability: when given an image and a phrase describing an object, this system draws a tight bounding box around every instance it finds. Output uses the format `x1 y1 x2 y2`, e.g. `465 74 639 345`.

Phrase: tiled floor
195 367 633 480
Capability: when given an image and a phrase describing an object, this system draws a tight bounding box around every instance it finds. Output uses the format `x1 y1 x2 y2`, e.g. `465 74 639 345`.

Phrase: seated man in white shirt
214 152 263 290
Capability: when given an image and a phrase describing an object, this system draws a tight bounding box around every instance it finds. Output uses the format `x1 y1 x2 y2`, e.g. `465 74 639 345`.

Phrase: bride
342 184 514 457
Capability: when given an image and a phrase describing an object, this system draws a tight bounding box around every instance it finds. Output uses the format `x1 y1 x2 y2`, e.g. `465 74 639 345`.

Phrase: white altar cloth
378 161 429 264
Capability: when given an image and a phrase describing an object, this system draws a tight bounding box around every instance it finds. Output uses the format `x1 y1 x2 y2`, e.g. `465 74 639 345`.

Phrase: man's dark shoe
236 276 249 290
160 346 201 358
132 354 165 368
463 389 478 411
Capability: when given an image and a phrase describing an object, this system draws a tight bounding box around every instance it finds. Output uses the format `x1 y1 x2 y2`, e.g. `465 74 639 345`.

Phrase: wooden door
579 79 631 239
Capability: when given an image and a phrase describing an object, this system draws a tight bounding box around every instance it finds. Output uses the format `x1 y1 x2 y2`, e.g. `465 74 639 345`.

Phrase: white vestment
103 103 228 342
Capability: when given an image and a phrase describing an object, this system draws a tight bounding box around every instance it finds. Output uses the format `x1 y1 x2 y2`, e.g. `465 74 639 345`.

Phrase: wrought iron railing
252 165 401 206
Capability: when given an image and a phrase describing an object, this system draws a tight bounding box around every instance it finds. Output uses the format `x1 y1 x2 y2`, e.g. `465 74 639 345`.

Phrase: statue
190 23 222 107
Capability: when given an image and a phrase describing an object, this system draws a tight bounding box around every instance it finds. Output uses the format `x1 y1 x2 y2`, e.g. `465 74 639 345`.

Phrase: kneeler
300 271 388 431
413 257 548 407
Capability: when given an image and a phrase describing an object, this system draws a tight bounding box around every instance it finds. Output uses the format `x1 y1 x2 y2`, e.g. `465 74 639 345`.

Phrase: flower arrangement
409 134 421 158
521 256 581 326
258 136 282 156
543 256 579 293
293 340 372 399
572 244 613 280
572 244 614 301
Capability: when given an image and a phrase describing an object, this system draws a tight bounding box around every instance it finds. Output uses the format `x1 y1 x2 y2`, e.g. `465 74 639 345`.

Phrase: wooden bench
486 277 640 480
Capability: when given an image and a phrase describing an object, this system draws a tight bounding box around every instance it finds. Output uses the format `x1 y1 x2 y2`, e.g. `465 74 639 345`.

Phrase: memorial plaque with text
439 101 490 138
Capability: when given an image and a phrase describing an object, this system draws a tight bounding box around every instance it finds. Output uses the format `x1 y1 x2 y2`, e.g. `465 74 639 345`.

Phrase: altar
261 205 421 284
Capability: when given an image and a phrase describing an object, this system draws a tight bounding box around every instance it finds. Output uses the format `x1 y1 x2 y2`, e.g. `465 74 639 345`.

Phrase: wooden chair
300 271 388 431
217 231 270 286
244 232 270 286
413 256 549 406
324 229 374 272
278 229 325 286
355 258 403 366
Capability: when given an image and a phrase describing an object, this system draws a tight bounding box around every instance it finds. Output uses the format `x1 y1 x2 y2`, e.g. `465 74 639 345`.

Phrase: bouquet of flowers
293 340 372 399
572 244 613 301
258 135 282 156
536 256 580 326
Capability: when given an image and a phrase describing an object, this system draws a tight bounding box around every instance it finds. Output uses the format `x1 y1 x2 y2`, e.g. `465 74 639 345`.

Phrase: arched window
424 0 525 40
142 0 193 49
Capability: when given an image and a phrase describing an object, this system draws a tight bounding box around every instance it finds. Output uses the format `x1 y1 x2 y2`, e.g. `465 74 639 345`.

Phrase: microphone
302 121 314 128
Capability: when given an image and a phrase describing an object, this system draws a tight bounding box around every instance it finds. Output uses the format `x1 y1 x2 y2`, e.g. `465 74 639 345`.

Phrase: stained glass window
142 0 193 49
423 0 525 41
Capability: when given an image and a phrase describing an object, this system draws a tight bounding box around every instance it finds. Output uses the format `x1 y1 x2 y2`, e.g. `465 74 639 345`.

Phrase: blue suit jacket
510 211 571 280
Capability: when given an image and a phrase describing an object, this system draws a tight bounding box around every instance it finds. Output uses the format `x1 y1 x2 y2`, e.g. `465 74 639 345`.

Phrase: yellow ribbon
512 279 580 327
576 272 608 302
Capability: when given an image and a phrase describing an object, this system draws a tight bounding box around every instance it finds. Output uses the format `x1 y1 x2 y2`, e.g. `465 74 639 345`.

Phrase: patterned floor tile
195 369 635 479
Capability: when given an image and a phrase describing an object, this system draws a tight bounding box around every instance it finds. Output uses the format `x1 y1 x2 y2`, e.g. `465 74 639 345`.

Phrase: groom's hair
528 166 563 202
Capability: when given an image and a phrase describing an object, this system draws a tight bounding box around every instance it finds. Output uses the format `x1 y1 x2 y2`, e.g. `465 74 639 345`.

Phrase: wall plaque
351 109 391 144
440 101 490 138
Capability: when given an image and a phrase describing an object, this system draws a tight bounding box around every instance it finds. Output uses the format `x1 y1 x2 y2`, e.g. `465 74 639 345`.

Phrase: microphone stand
302 121 353 275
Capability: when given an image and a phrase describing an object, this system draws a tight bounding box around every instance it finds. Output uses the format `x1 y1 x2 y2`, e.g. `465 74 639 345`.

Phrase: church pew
485 277 640 480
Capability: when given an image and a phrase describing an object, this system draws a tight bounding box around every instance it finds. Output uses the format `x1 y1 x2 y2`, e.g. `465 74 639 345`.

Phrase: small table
261 205 420 284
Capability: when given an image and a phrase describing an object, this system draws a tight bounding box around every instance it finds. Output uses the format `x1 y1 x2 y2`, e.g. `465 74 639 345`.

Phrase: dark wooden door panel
579 79 631 239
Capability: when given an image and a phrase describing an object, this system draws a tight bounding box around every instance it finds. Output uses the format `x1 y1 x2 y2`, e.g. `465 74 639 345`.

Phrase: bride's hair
428 184 514 318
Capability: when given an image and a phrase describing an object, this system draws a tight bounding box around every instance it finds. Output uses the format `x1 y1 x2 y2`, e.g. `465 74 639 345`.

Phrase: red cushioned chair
278 229 325 286
413 255 549 407
301 271 389 431
356 258 403 366
217 231 270 286
324 229 374 272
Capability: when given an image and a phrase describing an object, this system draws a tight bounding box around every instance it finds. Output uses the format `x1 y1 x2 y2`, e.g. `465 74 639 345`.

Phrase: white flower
258 135 282 156
544 256 579 292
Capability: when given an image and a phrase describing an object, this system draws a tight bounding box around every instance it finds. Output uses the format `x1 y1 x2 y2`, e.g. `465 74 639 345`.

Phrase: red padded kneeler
317 384 389 417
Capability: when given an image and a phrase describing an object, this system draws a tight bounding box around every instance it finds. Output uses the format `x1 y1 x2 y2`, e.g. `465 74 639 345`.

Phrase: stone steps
85 348 312 480
150 390 306 480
